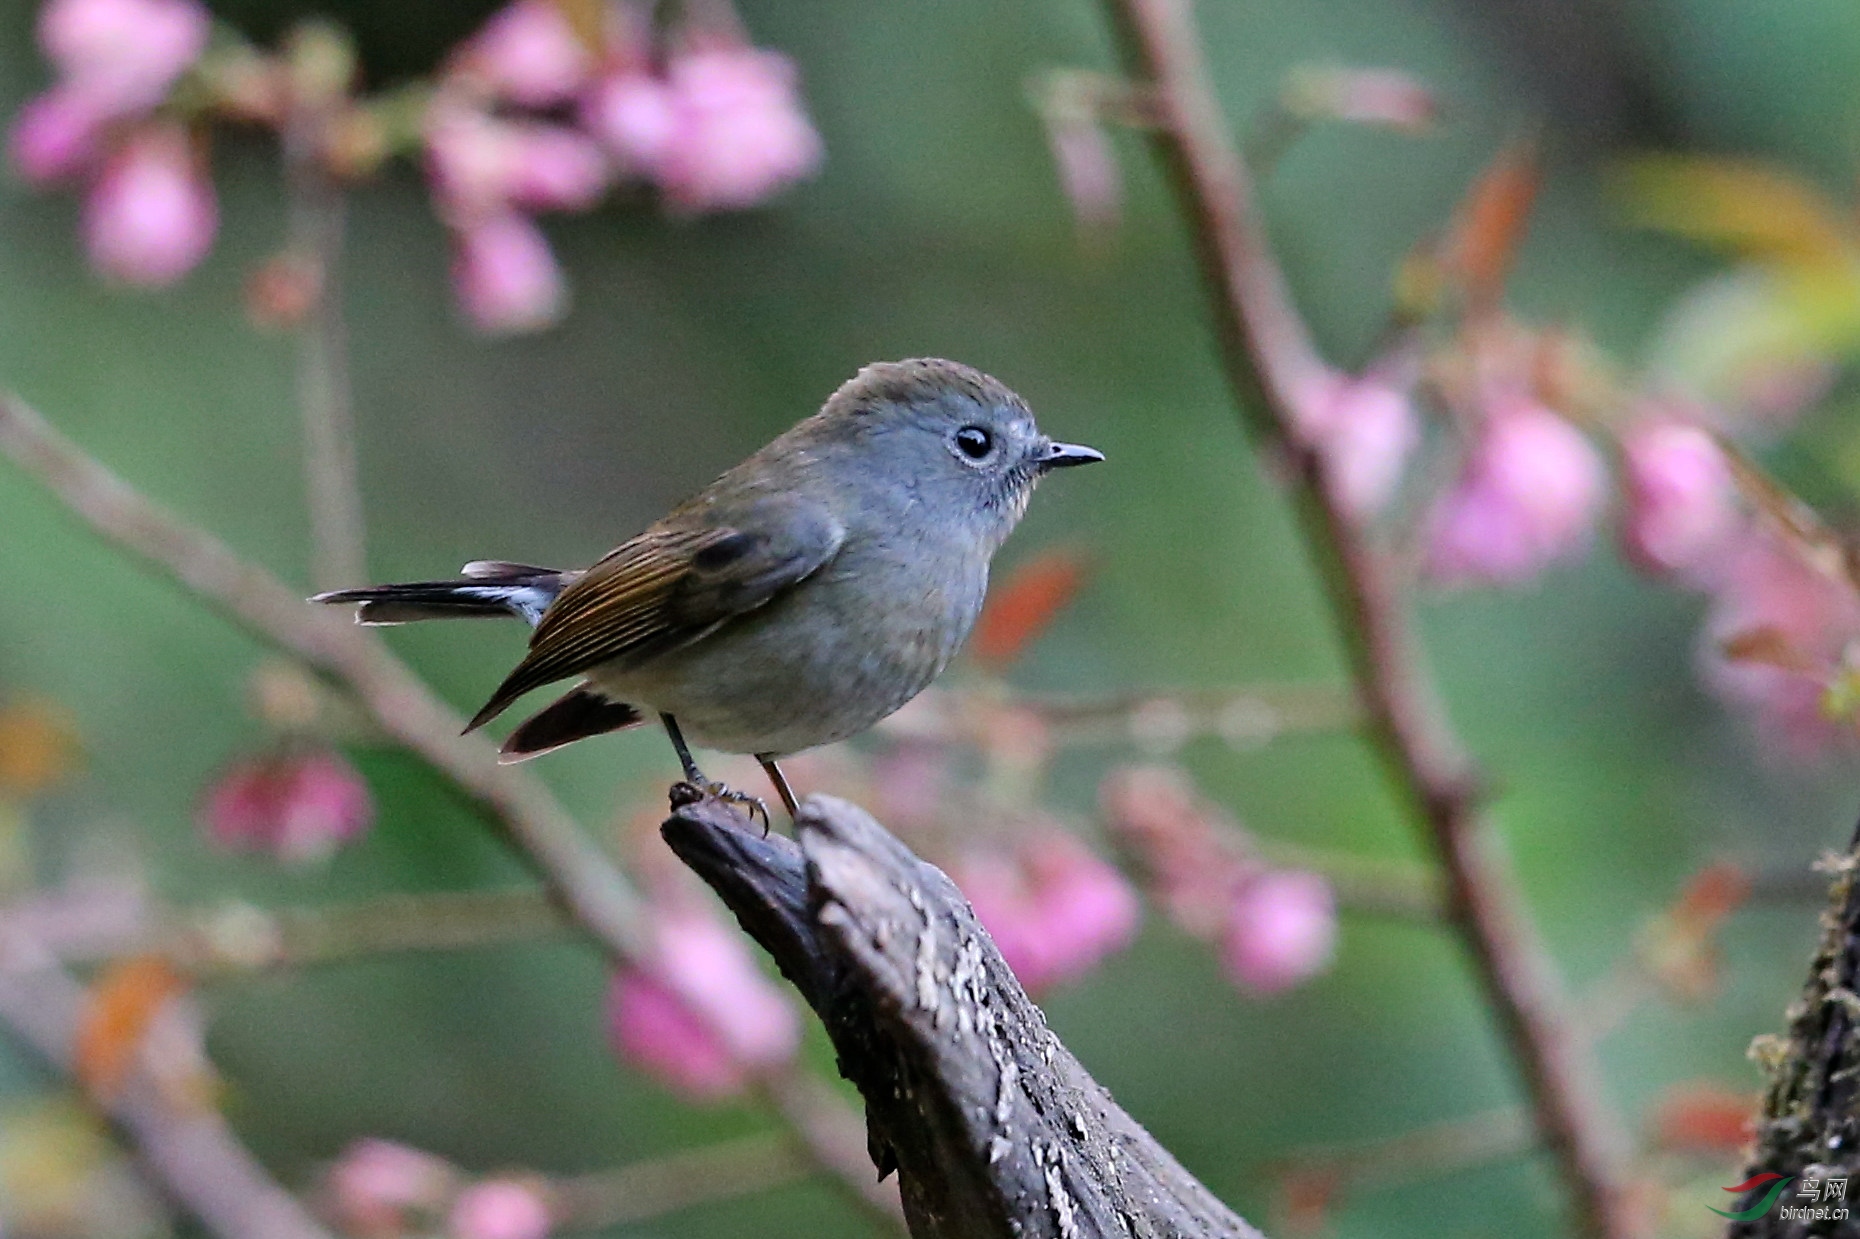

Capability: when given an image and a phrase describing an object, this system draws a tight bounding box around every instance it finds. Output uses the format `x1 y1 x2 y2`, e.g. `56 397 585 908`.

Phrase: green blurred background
4 0 1860 1235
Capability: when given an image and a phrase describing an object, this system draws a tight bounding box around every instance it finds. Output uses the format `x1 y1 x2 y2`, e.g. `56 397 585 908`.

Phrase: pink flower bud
1100 765 1239 936
448 1180 552 1239
8 87 110 186
327 1138 455 1237
1042 110 1122 234
199 747 374 863
604 904 799 1100
1702 533 1860 760
1294 371 1420 516
1284 66 1437 133
38 0 209 114
1221 870 1336 995
653 46 823 212
82 124 216 286
427 108 609 219
450 213 566 335
452 0 593 108
1423 398 1604 585
955 831 1141 994
1619 418 1739 579
581 71 680 178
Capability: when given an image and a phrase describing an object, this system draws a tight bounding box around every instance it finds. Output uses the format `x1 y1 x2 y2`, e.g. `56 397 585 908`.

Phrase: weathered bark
1727 819 1860 1238
663 790 1264 1239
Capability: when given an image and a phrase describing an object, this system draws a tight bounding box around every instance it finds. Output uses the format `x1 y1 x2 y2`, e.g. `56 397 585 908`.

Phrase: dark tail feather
312 562 567 627
499 688 644 763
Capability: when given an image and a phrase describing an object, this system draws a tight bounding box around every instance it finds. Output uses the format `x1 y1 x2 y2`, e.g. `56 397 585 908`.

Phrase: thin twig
552 1132 810 1232
0 393 903 1229
1098 2 1633 1235
2 879 574 973
1271 1105 1532 1201
284 96 366 592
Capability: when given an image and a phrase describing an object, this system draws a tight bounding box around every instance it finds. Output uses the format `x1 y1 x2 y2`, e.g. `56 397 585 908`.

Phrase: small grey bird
314 358 1102 818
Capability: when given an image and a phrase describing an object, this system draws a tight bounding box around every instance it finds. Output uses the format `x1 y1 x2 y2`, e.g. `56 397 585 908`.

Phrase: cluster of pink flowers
1290 320 1860 758
1609 399 1860 757
326 1138 552 1239
8 0 822 330
10 0 216 285
603 893 800 1100
951 826 1142 994
428 0 821 332
197 746 374 864
1101 766 1337 995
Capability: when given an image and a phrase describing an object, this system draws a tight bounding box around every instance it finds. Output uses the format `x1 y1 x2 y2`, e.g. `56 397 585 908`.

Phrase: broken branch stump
663 791 1264 1239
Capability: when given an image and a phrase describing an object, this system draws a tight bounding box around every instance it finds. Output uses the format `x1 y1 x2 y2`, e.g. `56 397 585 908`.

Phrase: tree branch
1096 1 1633 1235
0 946 335 1239
0 392 902 1229
665 791 1264 1239
1724 819 1860 1238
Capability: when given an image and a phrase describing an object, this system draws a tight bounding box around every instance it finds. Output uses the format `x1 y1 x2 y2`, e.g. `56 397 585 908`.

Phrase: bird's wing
465 498 845 730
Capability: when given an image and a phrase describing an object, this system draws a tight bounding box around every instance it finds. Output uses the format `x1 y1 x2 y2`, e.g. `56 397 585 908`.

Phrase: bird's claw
680 779 770 834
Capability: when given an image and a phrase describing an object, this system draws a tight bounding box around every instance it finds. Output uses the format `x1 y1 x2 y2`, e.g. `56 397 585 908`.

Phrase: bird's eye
954 425 994 460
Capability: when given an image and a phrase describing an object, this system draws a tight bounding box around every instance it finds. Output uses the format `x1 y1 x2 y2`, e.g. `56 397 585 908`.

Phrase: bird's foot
670 778 770 834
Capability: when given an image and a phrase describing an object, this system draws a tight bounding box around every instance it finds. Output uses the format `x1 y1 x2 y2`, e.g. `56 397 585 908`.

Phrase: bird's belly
593 555 983 756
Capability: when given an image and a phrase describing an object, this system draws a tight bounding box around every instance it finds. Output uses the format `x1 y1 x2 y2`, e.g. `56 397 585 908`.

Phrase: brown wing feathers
463 529 732 731
463 502 845 734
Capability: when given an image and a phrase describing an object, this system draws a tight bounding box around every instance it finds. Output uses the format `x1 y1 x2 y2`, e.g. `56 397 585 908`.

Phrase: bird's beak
1040 440 1105 469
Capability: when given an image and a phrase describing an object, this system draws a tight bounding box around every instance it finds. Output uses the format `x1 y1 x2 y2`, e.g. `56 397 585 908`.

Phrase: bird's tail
312 561 570 628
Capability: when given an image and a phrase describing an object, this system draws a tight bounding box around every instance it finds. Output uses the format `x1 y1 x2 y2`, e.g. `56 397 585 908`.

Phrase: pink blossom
1619 418 1740 580
1424 398 1605 585
654 46 823 212
1701 532 1860 760
427 108 609 219
199 747 374 863
1295 371 1420 516
1286 66 1437 133
450 213 566 335
1100 764 1238 936
448 1180 552 1239
8 86 111 185
327 1138 455 1237
581 71 680 178
1042 111 1121 234
38 0 209 113
1221 870 1337 995
604 903 799 1100
452 0 593 107
955 831 1141 994
82 125 216 286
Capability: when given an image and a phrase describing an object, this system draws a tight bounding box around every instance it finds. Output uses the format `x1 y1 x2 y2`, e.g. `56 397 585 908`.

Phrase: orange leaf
1672 862 1751 930
1616 156 1855 270
549 0 606 53
1442 138 1540 310
1652 1082 1757 1154
75 956 187 1100
0 701 81 797
970 548 1090 670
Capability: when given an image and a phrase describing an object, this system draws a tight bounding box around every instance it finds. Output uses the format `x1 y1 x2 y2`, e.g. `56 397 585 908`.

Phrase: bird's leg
757 755 800 820
660 714 769 830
